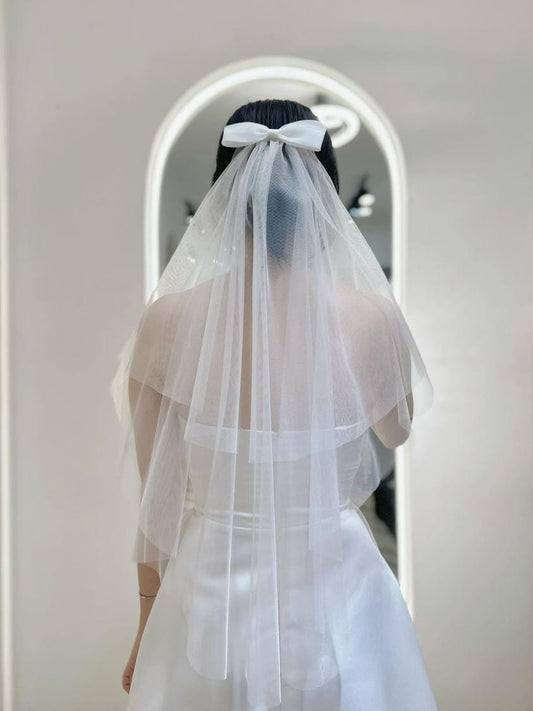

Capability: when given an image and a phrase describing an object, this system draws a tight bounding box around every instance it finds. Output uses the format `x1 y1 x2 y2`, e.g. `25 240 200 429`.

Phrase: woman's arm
371 391 414 449
122 377 163 693
356 293 415 449
128 375 164 592
137 562 161 619
370 310 415 449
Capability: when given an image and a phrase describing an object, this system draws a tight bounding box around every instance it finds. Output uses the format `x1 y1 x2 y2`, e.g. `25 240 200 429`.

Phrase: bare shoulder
143 292 183 325
331 285 393 331
142 279 215 331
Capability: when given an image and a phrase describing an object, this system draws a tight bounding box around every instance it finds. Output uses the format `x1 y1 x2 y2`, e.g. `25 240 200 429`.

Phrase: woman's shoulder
332 285 394 329
143 279 215 328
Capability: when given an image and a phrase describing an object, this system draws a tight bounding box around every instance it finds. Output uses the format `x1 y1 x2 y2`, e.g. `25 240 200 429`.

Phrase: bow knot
221 119 327 152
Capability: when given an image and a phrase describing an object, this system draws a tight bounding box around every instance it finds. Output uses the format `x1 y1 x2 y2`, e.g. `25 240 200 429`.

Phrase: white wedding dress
112 127 438 711
125 420 438 711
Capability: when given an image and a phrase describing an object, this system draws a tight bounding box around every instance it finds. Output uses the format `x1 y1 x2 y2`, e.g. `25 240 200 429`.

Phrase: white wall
3 1 532 710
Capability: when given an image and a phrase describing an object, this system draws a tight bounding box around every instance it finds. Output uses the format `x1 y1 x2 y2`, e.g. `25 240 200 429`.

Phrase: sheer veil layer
110 121 433 709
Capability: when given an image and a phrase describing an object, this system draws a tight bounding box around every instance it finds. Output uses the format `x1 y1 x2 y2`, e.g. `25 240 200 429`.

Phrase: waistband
192 498 353 530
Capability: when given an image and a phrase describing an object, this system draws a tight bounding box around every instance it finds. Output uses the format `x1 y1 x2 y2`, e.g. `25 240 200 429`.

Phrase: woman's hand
122 632 142 694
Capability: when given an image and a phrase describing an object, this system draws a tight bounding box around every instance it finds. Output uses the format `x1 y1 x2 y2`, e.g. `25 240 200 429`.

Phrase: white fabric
110 119 435 710
221 119 328 151
125 428 438 711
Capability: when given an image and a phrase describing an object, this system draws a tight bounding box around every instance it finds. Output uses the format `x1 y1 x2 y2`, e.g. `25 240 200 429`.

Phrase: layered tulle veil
110 119 433 709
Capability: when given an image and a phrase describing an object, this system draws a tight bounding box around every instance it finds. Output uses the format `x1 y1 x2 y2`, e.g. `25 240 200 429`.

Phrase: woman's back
113 104 435 710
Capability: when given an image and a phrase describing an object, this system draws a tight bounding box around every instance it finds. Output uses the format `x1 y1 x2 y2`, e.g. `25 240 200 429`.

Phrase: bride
111 98 437 710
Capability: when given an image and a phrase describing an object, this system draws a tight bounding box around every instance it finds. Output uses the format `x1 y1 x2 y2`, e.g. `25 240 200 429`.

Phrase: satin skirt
125 505 438 711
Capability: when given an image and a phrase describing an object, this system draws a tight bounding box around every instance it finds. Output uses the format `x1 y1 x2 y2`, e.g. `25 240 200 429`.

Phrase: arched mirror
144 56 413 606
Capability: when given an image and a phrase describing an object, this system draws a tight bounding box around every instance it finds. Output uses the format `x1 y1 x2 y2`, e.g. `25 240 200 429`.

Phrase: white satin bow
221 119 327 151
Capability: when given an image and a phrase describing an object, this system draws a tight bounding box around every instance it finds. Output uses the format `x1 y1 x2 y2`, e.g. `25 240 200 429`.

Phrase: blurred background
1 2 532 710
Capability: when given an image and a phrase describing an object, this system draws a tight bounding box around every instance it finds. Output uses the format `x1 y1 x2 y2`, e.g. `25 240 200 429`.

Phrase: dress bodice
179 415 364 528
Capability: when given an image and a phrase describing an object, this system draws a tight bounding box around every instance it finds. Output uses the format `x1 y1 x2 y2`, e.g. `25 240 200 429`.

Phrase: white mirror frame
142 56 415 613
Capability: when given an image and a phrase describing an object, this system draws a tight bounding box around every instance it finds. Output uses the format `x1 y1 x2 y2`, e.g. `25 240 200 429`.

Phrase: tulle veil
110 119 433 709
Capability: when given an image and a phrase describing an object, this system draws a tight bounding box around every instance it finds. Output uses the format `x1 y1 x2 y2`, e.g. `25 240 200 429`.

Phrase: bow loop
221 119 327 152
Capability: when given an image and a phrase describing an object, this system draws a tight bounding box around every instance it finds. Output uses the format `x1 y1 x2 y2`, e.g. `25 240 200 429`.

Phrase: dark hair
211 99 339 193
212 100 339 261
